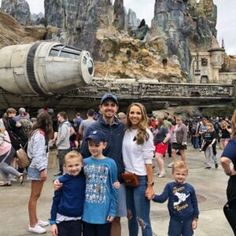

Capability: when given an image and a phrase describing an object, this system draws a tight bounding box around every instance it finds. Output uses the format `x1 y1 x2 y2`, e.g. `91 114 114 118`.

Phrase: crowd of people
0 93 235 236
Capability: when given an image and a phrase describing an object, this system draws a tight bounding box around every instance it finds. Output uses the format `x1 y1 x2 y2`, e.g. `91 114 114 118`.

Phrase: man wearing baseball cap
100 93 119 105
81 92 126 236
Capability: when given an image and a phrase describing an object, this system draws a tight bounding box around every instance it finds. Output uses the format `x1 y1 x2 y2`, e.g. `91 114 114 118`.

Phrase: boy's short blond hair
64 150 83 165
172 160 188 174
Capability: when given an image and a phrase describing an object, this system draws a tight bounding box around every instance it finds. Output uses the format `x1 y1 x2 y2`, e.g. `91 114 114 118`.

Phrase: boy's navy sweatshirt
153 182 199 221
50 171 86 224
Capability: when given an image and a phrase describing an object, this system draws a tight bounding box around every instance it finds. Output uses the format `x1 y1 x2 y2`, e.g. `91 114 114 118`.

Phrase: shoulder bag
121 172 139 187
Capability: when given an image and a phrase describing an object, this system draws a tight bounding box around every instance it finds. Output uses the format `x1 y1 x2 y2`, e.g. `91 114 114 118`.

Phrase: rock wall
0 11 35 48
44 0 113 55
0 0 218 81
1 0 30 25
113 0 125 30
151 0 217 75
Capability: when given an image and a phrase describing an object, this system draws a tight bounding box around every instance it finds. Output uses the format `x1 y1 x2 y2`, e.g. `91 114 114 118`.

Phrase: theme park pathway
0 147 233 236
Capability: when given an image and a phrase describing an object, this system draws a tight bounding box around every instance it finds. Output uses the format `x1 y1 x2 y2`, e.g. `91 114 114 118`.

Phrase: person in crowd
168 116 188 167
148 116 157 133
220 119 231 149
0 127 24 186
221 110 236 235
74 113 83 132
81 93 126 236
212 117 221 144
152 161 199 236
27 112 53 234
50 151 85 236
201 122 218 169
117 112 127 125
198 117 208 148
78 109 96 139
3 107 28 151
15 107 32 138
82 130 118 236
69 121 79 150
153 115 171 178
55 112 71 176
15 107 30 122
122 102 155 236
190 118 200 149
163 113 173 158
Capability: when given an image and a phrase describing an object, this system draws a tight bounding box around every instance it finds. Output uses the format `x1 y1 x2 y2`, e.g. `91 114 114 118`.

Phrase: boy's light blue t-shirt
83 156 118 224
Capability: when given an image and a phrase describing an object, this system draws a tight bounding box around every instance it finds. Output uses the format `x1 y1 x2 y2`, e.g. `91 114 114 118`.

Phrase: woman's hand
145 186 154 200
40 169 47 181
53 179 63 190
50 224 58 236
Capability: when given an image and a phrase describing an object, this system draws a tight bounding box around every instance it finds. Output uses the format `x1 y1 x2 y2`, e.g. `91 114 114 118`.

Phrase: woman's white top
122 128 154 176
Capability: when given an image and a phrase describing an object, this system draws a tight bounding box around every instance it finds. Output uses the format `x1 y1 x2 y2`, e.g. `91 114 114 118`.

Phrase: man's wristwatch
147 182 154 186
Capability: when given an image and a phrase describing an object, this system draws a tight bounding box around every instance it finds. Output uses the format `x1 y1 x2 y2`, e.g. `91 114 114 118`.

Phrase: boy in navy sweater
152 161 199 236
49 151 85 236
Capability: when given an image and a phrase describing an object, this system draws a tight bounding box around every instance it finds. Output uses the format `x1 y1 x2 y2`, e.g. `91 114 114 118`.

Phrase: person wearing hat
15 107 30 122
82 130 118 236
81 93 126 236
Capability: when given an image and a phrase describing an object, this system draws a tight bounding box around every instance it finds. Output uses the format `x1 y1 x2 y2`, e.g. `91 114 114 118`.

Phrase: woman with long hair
27 112 53 234
221 110 236 235
122 103 155 236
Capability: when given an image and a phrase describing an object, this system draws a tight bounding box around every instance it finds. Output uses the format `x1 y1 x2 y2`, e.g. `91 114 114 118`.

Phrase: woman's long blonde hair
231 110 236 138
126 103 149 145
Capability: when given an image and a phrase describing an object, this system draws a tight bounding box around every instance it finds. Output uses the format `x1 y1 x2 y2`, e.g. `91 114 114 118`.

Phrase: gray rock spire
1 0 31 25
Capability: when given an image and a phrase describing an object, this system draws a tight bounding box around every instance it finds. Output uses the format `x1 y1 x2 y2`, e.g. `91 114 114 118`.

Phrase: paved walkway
0 147 234 236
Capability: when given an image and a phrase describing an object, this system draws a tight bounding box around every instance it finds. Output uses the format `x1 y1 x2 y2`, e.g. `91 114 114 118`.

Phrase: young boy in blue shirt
152 160 199 236
82 130 118 236
49 151 85 236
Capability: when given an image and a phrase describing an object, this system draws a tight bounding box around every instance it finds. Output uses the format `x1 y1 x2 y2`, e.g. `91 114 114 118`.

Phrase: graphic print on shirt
173 186 190 211
84 164 108 204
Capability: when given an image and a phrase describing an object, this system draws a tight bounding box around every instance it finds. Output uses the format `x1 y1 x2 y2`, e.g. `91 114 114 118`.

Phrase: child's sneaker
38 220 49 227
28 224 46 234
168 162 174 168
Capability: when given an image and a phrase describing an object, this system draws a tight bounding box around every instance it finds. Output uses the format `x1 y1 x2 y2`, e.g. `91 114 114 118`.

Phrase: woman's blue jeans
126 176 152 236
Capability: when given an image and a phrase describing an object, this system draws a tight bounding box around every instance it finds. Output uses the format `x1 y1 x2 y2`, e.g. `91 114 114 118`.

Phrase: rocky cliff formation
43 0 183 80
0 11 36 48
42 0 218 80
0 0 219 81
150 0 217 76
1 0 30 25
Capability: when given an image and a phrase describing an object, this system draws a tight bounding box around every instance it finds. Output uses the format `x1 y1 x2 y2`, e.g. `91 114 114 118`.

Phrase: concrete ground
0 147 234 236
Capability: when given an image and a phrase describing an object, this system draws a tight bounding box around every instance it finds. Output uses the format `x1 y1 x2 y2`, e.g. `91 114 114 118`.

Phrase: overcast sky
0 0 235 55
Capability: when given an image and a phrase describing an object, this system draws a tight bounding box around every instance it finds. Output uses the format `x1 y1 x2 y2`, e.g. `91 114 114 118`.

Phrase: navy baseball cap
86 130 106 144
100 93 118 105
